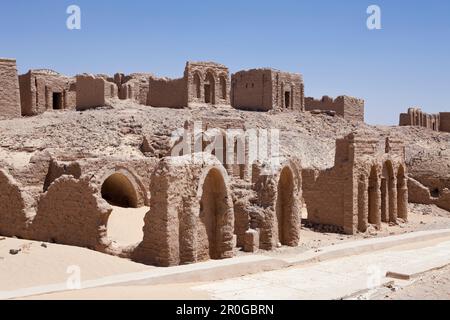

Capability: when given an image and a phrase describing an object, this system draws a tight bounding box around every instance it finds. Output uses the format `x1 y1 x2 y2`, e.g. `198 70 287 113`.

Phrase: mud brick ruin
19 69 76 115
303 133 407 234
231 68 305 112
399 107 450 133
305 95 365 122
0 57 449 267
0 58 21 119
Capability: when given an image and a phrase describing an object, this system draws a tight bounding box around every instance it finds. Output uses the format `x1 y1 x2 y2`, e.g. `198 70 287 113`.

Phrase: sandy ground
1 203 448 299
0 237 151 292
370 264 450 300
107 206 148 246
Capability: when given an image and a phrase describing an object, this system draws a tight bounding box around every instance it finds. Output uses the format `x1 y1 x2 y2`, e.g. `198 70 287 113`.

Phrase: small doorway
284 91 291 109
204 84 211 104
52 92 62 110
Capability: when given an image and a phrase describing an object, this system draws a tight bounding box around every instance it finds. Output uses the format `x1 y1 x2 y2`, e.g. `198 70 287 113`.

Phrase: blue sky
1 0 449 125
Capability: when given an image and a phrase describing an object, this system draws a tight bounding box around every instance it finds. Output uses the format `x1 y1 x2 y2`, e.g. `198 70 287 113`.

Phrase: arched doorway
397 165 408 220
368 166 380 226
381 161 396 223
219 75 227 100
193 73 201 99
204 72 216 104
101 173 138 208
358 174 368 233
276 167 296 246
198 168 229 260
101 173 147 247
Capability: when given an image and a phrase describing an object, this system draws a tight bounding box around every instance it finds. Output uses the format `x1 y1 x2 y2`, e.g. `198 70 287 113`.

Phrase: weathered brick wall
133 154 235 267
272 70 304 112
399 108 440 131
32 176 112 251
231 69 273 111
302 168 346 228
147 77 187 108
305 95 364 122
19 70 76 116
231 69 304 112
0 170 30 238
0 58 21 118
76 74 117 110
440 112 450 133
185 61 230 107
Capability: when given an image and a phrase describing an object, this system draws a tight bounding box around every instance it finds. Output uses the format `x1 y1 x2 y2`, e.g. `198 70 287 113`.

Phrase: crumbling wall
305 95 365 122
408 177 450 212
303 133 407 235
440 113 450 133
185 61 231 107
76 74 118 110
0 58 21 119
31 176 112 251
399 108 440 131
133 154 235 267
114 73 152 105
147 77 187 108
253 160 302 250
302 168 346 230
231 69 273 111
0 169 33 238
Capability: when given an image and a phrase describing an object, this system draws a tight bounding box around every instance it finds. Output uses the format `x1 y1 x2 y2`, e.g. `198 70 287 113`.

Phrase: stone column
358 178 369 232
389 178 398 223
397 178 409 221
381 178 389 223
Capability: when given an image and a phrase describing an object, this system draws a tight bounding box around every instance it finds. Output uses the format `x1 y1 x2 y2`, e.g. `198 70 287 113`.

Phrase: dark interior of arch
101 173 138 208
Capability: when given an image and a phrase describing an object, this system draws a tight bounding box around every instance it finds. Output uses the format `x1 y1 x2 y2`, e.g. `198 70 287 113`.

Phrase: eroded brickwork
0 58 21 119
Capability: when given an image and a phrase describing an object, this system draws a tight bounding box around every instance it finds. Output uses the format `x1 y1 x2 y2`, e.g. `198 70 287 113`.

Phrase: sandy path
107 206 148 246
0 238 151 292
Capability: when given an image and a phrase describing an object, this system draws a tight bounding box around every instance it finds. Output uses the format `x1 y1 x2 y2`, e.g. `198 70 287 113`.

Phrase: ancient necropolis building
19 69 77 116
399 107 450 133
147 61 231 108
231 68 305 112
303 133 408 235
0 58 21 119
305 95 365 122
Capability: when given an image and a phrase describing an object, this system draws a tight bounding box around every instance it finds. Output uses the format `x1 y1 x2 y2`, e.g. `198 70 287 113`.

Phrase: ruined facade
0 58 21 119
303 133 408 235
305 95 365 122
399 108 450 133
147 61 231 108
76 74 118 110
399 108 440 131
113 73 152 105
19 69 76 116
231 69 305 112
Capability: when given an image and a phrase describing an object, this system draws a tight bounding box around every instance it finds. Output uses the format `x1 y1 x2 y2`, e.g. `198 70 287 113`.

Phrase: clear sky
1 0 449 125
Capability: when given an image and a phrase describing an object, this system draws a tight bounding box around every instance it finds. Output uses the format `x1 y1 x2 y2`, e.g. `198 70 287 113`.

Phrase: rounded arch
101 172 139 208
204 71 216 104
397 164 408 220
381 160 396 223
193 72 202 99
196 166 233 260
368 164 380 227
275 164 301 246
219 74 227 100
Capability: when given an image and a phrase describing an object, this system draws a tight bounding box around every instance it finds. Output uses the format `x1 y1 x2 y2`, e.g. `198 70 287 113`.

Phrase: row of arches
192 70 228 105
358 161 408 233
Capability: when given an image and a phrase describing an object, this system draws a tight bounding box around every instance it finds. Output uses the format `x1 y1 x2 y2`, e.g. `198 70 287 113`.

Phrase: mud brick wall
147 77 187 108
0 58 21 118
305 95 364 122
